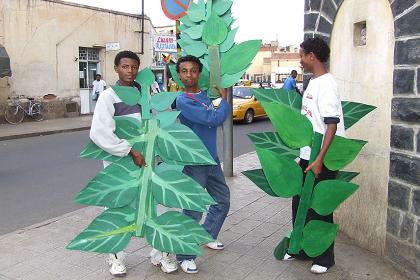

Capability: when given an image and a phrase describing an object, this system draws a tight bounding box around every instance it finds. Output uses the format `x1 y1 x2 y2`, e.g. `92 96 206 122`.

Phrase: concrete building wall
246 50 271 78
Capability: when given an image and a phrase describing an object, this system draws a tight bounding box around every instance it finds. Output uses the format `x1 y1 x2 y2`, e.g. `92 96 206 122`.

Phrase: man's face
177 61 201 88
96 76 101 81
299 48 313 72
114 58 140 85
291 72 297 79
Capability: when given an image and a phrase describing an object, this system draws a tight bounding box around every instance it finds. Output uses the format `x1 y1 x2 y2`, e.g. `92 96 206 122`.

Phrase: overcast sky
64 0 304 45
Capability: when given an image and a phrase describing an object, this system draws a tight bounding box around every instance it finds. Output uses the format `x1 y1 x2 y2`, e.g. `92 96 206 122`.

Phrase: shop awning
0 44 11 78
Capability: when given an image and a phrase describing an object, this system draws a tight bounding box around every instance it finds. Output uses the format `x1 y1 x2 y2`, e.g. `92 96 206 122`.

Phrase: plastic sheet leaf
180 14 195 26
155 111 181 128
199 66 210 90
67 206 136 253
220 66 248 88
183 24 204 40
151 170 215 211
273 236 290 260
262 102 313 149
248 132 299 159
136 68 155 87
145 211 213 255
202 14 228 45
157 123 216 165
311 180 359 215
221 12 234 26
112 86 141 106
114 116 143 140
74 158 141 208
200 55 210 71
183 40 208 57
151 92 181 111
301 220 339 257
255 148 302 198
336 171 359 182
220 40 262 74
220 27 238 53
155 162 184 174
80 141 122 163
342 101 376 130
324 136 367 171
213 0 233 15
252 88 302 110
242 169 279 197
168 64 185 88
186 0 206 22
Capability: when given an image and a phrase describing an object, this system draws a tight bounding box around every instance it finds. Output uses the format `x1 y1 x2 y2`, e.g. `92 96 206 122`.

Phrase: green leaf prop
336 171 359 182
168 64 185 88
301 220 339 257
324 136 367 171
273 236 290 260
184 24 204 40
187 0 206 22
202 14 228 45
311 180 359 215
220 40 262 74
252 88 302 110
242 169 279 197
342 101 376 130
220 27 238 53
220 67 249 88
68 68 217 255
255 148 302 198
248 132 299 160
262 102 313 149
213 0 233 15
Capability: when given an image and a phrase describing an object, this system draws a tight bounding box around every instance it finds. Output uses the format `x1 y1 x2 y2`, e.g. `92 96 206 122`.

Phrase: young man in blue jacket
174 55 231 274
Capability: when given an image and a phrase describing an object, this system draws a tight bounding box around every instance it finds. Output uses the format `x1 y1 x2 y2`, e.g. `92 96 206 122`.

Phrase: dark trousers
289 159 336 268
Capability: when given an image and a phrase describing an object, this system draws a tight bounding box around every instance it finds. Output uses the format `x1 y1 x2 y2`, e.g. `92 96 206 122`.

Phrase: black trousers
289 159 336 268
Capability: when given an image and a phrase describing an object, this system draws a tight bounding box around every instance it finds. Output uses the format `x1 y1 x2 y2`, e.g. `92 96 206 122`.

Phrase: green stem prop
208 45 221 97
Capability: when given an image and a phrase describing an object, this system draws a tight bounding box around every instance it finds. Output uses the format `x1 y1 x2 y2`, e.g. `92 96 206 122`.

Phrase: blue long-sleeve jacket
176 91 230 161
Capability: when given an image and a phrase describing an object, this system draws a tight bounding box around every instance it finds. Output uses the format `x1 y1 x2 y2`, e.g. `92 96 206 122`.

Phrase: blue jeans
176 163 230 262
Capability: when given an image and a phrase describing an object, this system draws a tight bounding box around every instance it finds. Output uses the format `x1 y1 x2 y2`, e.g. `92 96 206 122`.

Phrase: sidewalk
0 117 407 280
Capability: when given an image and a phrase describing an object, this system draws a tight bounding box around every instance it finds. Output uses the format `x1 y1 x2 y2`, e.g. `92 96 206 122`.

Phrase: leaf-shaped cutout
242 169 279 197
221 12 234 27
187 0 205 22
324 135 367 171
155 111 181 128
220 27 238 53
200 55 210 71
311 180 359 216
156 123 216 165
199 66 210 90
135 68 155 88
145 211 213 255
262 102 313 149
168 64 185 88
151 170 215 211
220 66 248 88
179 23 187 32
248 132 299 159
80 141 122 163
301 220 339 257
183 24 204 40
336 171 359 182
273 236 290 260
151 92 181 111
155 162 184 174
220 40 262 75
66 206 136 253
202 14 228 45
114 116 143 140
342 101 376 130
213 0 233 15
255 148 302 198
180 13 195 26
252 88 302 110
74 157 140 208
183 40 208 57
112 86 141 106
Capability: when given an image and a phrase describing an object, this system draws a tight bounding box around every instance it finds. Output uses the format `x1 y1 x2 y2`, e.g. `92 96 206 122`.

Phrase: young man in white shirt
283 38 345 274
92 74 107 101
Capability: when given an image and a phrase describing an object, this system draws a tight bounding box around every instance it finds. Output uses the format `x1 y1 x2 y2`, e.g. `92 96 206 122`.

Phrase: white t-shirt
92 79 107 93
151 81 160 94
300 73 345 160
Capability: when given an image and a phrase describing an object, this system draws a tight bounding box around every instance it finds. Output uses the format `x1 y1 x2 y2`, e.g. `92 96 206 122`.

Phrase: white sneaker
106 252 127 277
179 259 198 274
310 264 329 274
283 253 295 261
205 240 224 250
150 249 178 273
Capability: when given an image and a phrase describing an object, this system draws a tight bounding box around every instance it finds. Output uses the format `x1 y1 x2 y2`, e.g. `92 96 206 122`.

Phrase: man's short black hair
114 50 140 66
95 74 101 77
300 38 330 63
291 70 298 75
176 55 203 73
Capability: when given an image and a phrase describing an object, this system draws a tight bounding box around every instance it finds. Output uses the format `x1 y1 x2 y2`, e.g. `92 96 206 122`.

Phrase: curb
0 126 91 141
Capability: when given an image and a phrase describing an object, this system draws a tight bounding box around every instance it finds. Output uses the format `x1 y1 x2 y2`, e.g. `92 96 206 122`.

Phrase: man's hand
305 157 323 178
129 149 147 167
214 86 227 100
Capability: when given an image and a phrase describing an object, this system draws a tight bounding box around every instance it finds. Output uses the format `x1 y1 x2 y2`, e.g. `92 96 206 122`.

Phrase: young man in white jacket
89 50 178 277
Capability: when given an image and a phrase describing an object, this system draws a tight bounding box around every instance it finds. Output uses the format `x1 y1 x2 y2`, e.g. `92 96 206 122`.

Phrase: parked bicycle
4 96 43 124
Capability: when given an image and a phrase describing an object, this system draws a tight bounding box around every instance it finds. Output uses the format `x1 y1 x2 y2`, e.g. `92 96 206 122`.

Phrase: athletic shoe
205 240 224 250
106 252 127 277
179 259 198 274
310 264 329 274
150 249 178 273
283 253 295 261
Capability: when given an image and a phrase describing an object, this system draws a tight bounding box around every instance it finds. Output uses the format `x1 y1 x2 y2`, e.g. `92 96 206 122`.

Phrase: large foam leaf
156 123 216 165
74 158 141 208
342 101 376 130
213 0 233 15
221 11 234 26
336 171 359 182
183 40 208 57
220 27 238 53
80 141 121 163
311 180 359 215
301 220 339 257
114 116 143 140
136 68 155 88
273 236 290 260
67 206 135 253
112 86 141 106
262 102 313 149
202 14 228 45
252 88 302 110
187 0 206 22
324 136 367 171
155 162 184 174
242 169 278 197
180 13 195 26
155 111 180 128
255 148 302 198
198 66 210 90
145 211 213 255
220 67 248 88
151 170 215 211
183 24 204 40
248 132 299 159
200 55 210 71
168 64 185 88
220 40 262 74
151 92 181 111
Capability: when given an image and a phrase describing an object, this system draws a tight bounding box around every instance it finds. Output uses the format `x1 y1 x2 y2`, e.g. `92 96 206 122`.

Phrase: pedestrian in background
92 74 106 101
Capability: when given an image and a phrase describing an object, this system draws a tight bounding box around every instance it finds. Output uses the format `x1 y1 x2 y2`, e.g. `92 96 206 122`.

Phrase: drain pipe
140 0 144 54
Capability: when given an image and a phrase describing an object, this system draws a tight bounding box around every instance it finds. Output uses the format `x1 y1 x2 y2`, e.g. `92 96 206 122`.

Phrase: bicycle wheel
4 105 25 124
31 103 44 121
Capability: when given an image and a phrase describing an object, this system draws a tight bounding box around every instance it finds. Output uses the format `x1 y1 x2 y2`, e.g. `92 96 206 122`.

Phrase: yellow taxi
213 86 266 124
